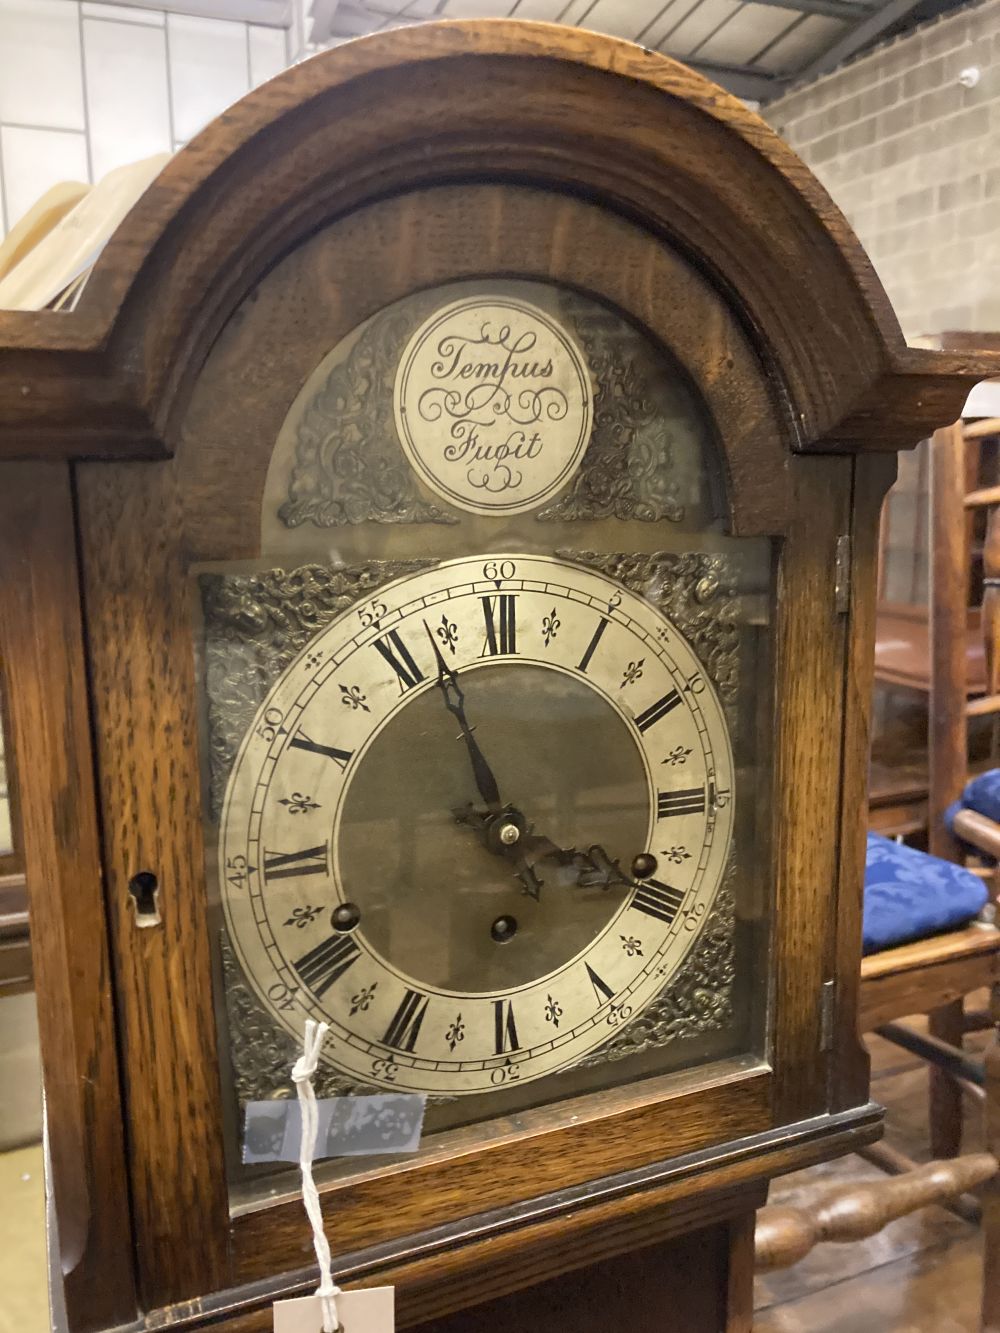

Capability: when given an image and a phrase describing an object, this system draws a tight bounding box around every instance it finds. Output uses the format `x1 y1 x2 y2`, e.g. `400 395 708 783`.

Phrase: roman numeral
289 729 353 771
577 617 609 673
383 988 430 1052
481 595 517 656
263 843 329 882
493 998 520 1053
373 628 425 692
585 962 615 1006
293 933 360 998
634 689 682 733
657 787 706 818
632 878 685 924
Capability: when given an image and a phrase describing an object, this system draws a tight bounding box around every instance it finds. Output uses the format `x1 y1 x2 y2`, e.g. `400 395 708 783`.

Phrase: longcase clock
0 20 993 1333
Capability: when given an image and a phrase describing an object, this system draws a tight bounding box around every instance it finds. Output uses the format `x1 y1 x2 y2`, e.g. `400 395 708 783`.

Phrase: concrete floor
0 1142 47 1333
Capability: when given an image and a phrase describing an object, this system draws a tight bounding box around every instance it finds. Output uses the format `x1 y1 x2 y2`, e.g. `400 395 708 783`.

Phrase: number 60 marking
483 559 516 581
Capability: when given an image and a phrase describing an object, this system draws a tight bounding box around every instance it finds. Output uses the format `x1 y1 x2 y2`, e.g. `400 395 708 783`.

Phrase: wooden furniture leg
755 1154 998 1271
930 998 967 1157
982 994 1000 1332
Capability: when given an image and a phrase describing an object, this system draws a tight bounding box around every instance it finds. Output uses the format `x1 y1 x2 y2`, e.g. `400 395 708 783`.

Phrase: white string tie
292 1019 341 1333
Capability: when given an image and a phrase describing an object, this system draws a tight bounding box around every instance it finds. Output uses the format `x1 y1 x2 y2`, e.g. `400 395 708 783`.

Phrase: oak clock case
195 277 772 1196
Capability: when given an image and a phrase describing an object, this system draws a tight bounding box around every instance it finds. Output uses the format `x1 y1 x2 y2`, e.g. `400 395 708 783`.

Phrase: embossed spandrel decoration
199 560 433 820
394 296 593 516
261 281 713 552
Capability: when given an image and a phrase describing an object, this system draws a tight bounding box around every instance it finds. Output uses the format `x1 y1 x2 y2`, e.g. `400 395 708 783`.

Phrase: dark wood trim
769 458 852 1121
168 185 791 543
74 460 230 1308
92 1103 882 1333
0 462 136 1331
830 453 897 1111
231 1064 772 1287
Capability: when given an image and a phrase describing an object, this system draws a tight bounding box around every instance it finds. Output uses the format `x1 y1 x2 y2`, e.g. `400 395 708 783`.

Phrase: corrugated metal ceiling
306 0 969 101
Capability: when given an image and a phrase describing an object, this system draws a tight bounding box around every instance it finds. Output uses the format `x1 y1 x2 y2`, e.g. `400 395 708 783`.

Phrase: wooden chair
862 419 1000 1167
754 414 1000 1329
870 419 996 840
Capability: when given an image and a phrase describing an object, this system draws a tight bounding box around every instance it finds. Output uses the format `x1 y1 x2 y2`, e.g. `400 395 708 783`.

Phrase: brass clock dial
220 554 734 1094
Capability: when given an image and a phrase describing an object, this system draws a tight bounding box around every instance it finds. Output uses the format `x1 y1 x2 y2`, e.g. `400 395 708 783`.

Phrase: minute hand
424 622 502 810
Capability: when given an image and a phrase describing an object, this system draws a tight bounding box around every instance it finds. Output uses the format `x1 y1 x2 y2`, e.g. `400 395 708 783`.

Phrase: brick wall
766 0 1000 338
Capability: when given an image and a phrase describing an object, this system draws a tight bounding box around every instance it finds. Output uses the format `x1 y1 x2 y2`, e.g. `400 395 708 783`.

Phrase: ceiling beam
748 0 878 22
790 0 926 86
685 58 789 101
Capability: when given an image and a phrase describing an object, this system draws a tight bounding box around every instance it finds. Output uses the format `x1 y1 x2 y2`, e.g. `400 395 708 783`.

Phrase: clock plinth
0 21 995 1333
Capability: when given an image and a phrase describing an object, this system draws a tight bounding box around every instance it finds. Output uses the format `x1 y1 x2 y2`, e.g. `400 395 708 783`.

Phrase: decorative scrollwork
199 560 433 817
579 859 738 1069
274 286 698 528
558 550 740 709
278 301 457 529
536 295 687 524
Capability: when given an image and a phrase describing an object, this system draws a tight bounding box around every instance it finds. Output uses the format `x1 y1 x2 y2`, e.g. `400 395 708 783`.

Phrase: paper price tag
274 1286 394 1333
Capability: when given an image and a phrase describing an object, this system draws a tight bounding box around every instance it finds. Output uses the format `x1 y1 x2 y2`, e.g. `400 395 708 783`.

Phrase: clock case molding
0 20 996 1333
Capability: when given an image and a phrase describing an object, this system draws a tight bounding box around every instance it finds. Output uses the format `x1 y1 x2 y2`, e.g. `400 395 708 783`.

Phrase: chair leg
982 991 1000 1332
930 998 965 1157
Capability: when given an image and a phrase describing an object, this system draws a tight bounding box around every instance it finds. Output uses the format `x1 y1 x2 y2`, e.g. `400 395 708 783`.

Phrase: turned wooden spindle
964 447 1000 744
982 500 1000 707
754 1154 998 1271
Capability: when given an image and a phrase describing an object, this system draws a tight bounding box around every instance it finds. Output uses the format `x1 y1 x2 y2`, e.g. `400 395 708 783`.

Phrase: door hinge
820 979 836 1051
834 535 851 614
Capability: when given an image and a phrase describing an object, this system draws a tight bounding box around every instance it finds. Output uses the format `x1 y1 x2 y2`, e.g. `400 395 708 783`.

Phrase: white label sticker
244 1095 425 1163
393 296 593 516
274 1287 394 1333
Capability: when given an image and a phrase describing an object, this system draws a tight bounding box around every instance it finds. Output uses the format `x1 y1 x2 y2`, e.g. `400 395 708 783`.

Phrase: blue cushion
946 767 1000 829
863 832 988 955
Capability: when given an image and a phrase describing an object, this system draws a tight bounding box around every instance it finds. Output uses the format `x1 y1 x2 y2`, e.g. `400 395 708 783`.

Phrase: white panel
371 0 441 14
660 0 739 59
167 12 250 142
582 0 667 40
442 0 516 15
0 0 85 131
557 0 597 19
1 126 89 230
82 2 165 22
640 0 699 50
508 0 566 17
83 18 171 181
248 23 287 84
753 13 845 73
693 2 792 64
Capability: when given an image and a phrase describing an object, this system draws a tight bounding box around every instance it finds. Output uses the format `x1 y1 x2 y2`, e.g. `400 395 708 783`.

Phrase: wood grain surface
74 459 230 1307
91 1103 879 1331
755 1153 997 1270
930 422 970 862
769 458 851 1121
0 463 136 1330
859 929 1000 1032
829 452 897 1113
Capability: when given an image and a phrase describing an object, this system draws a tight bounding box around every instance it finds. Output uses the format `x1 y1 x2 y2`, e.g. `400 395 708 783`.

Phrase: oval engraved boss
393 296 594 516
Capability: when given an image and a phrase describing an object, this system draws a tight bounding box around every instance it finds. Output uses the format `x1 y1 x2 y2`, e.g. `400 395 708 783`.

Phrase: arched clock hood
0 19 992 462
